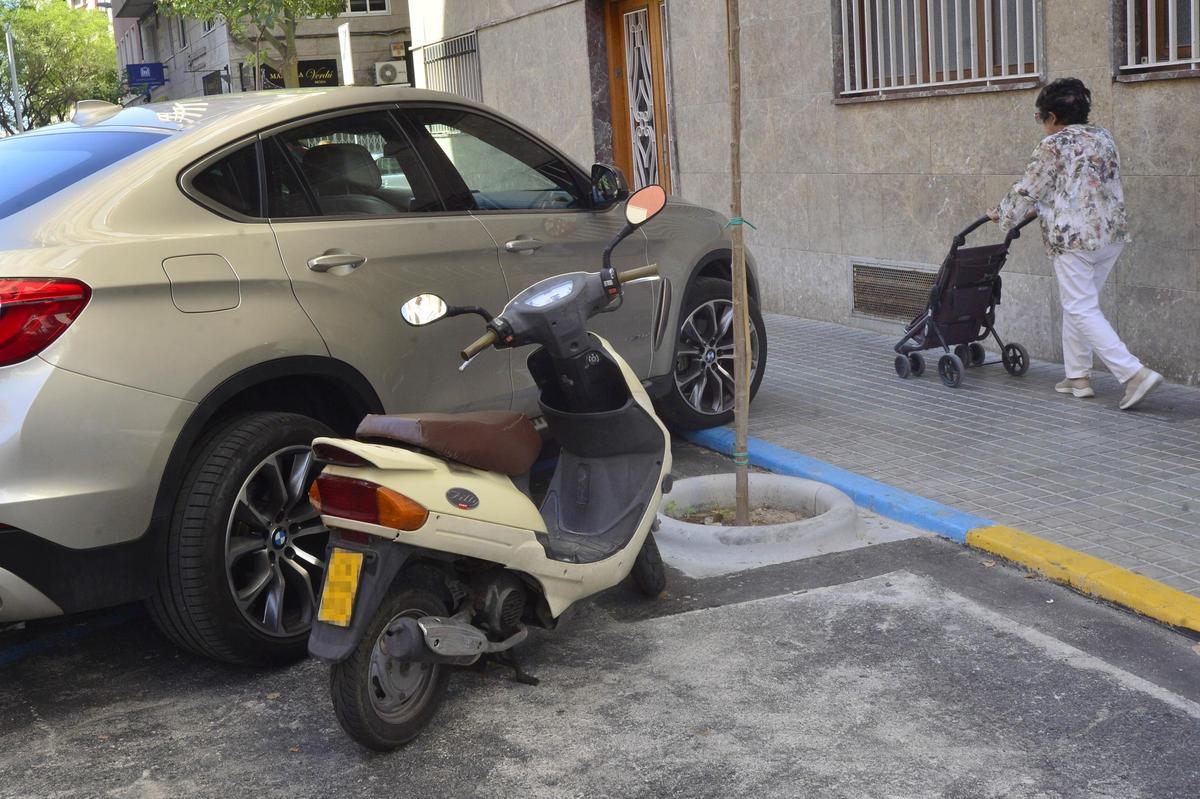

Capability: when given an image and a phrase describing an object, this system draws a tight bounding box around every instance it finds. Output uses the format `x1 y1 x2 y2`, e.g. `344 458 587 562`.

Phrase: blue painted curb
0 605 143 669
685 428 994 544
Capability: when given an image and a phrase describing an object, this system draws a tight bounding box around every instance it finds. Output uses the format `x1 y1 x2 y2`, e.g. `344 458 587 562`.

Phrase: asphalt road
1 446 1198 798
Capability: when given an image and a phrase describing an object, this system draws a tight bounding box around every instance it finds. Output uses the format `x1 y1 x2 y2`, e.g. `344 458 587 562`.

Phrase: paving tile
743 314 1200 597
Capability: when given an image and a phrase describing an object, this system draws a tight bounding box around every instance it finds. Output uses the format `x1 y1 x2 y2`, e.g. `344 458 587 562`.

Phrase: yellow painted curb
967 525 1200 633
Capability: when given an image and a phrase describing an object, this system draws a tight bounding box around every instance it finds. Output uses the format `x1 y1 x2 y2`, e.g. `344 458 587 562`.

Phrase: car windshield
0 130 168 220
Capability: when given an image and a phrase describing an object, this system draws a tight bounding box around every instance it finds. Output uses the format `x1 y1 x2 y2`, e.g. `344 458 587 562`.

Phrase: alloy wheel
674 298 760 416
224 446 327 637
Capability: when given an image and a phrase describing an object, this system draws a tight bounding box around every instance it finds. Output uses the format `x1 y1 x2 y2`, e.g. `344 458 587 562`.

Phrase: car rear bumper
0 358 193 617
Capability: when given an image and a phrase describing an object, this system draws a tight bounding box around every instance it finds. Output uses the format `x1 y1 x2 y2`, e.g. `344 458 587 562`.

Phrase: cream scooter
307 185 673 751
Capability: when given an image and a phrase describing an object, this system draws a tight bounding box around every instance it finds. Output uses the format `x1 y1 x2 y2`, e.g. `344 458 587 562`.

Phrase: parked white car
0 87 766 663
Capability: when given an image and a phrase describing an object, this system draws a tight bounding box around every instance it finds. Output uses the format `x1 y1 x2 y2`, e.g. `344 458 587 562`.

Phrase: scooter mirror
625 185 667 227
400 294 449 326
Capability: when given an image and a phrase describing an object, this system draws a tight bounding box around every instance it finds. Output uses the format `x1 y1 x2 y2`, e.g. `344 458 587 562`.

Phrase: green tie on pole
4 23 23 133
725 0 751 526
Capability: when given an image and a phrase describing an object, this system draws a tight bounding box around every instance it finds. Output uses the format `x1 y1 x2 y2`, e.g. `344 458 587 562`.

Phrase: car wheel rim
674 298 760 416
224 445 327 638
368 609 438 723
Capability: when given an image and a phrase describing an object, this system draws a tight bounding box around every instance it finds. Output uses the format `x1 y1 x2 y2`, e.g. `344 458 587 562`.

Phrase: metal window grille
422 33 483 103
836 0 1040 98
1121 0 1199 71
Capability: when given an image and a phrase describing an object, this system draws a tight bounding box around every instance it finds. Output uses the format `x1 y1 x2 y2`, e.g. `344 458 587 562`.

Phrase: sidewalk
744 314 1200 596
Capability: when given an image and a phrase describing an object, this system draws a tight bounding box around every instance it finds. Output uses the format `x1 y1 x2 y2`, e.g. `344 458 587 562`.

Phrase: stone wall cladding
667 0 1200 384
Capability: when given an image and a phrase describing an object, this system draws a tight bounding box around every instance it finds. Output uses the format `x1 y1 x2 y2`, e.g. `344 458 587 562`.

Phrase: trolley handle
1005 212 1039 244
954 212 1038 247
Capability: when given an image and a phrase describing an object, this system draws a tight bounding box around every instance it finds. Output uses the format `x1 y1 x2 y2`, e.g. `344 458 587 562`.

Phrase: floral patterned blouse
995 124 1130 255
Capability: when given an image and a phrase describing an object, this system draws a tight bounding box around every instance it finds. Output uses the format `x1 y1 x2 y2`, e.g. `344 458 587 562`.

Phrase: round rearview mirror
625 185 667 227
400 294 449 326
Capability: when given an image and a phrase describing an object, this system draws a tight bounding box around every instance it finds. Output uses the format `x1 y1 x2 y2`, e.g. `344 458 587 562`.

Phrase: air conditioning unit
374 61 409 86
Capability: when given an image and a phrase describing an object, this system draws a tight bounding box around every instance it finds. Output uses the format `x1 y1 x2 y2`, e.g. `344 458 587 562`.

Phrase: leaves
158 0 344 88
0 0 121 132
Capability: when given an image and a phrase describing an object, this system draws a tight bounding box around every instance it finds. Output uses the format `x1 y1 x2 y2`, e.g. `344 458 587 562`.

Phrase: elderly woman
989 78 1162 411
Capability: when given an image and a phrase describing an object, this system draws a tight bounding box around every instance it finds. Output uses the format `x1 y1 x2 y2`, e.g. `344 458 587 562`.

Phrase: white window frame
341 0 390 16
833 0 1042 101
1117 0 1200 77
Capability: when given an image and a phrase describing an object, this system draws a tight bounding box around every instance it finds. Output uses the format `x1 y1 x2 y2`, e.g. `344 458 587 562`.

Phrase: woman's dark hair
1035 78 1091 125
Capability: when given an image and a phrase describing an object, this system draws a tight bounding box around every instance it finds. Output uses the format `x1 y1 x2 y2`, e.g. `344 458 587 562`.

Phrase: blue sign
127 62 166 88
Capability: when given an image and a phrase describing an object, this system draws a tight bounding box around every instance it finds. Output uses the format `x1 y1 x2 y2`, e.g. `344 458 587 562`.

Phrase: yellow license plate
318 548 364 628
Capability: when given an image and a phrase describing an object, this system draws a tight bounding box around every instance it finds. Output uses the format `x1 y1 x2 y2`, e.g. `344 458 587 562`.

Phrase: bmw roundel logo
447 488 480 510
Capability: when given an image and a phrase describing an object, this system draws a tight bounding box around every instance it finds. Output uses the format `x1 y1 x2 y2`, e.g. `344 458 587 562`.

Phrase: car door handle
307 252 367 273
504 238 544 253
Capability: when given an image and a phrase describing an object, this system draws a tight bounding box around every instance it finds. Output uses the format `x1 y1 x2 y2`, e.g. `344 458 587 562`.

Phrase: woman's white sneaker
1119 368 1164 410
1055 377 1095 398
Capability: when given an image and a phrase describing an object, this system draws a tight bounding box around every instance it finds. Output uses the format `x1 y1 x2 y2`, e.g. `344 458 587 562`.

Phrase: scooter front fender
308 540 415 663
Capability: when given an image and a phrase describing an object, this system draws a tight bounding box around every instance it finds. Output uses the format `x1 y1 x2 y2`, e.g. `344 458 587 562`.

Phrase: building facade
110 1 414 102
406 0 1200 385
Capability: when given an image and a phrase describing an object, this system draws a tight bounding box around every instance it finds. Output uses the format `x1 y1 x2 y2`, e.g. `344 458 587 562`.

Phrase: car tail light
312 443 373 467
0 279 91 367
310 475 428 531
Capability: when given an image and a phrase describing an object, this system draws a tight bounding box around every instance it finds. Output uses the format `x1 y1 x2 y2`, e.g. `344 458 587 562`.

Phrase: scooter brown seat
355 411 542 477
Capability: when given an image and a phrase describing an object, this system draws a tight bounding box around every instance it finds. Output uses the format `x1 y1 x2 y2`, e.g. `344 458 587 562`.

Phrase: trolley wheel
908 353 926 377
938 353 965 388
1002 343 1030 376
954 344 971 368
969 342 987 366
894 354 912 379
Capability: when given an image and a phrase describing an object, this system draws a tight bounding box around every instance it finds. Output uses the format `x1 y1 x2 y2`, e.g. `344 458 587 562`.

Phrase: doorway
606 0 674 193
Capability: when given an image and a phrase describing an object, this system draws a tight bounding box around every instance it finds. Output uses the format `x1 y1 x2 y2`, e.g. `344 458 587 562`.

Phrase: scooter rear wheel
631 532 667 597
330 585 451 751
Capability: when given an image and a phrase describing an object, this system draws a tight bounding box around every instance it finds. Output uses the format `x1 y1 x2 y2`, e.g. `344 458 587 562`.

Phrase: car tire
655 277 768 431
147 411 334 665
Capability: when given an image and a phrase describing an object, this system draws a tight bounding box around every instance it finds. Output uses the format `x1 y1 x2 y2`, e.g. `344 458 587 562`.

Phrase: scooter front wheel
329 585 452 751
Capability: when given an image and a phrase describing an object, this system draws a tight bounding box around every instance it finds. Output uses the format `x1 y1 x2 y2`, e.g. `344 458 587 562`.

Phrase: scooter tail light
312 443 372 467
0 279 91 367
310 475 427 531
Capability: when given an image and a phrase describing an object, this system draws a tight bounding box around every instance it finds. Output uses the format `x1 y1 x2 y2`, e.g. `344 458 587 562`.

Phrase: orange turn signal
376 487 429 531
309 475 428 531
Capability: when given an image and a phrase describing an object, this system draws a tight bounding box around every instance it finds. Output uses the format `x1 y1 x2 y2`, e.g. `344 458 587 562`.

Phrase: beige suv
0 88 765 663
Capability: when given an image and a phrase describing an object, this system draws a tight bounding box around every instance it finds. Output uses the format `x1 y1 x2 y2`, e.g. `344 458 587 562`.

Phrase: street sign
127 62 166 89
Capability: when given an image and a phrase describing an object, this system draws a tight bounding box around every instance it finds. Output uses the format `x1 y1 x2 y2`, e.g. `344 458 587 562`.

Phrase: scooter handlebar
460 329 499 361
617 263 659 283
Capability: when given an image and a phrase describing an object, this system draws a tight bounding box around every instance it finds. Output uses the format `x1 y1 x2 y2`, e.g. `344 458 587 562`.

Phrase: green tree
160 0 345 89
0 0 121 133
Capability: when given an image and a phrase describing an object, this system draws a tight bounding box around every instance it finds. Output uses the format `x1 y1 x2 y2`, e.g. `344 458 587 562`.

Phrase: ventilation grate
852 263 936 320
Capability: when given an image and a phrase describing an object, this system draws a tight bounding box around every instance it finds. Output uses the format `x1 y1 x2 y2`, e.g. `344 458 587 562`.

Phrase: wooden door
606 0 673 193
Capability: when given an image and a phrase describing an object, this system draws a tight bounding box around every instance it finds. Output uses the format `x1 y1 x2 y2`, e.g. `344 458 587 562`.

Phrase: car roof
22 87 495 138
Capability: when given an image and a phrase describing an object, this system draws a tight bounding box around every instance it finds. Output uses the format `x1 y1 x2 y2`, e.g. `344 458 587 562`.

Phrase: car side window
266 111 441 218
404 108 585 212
191 142 261 218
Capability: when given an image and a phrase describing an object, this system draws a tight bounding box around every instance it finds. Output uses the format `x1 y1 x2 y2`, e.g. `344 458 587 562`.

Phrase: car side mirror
400 294 448 326
591 163 629 207
625 185 667 227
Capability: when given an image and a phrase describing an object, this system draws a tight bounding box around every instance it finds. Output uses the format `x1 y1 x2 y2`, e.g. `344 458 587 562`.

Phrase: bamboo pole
725 0 751 526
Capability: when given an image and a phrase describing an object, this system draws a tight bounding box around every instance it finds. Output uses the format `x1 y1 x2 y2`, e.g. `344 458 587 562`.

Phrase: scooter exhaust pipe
379 615 527 667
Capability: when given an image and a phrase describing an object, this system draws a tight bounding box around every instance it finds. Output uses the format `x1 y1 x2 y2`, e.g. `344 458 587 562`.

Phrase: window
406 108 584 212
0 131 168 220
834 0 1041 99
420 33 483 102
1118 1 1199 75
191 144 261 218
269 111 440 218
344 0 388 14
203 19 216 34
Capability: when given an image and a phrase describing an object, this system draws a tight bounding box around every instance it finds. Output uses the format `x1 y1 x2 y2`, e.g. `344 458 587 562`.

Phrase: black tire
655 277 768 431
147 411 333 665
329 585 452 751
969 342 987 366
630 532 667 597
1002 342 1030 376
908 353 926 377
954 344 972 369
894 354 912 378
938 353 965 388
